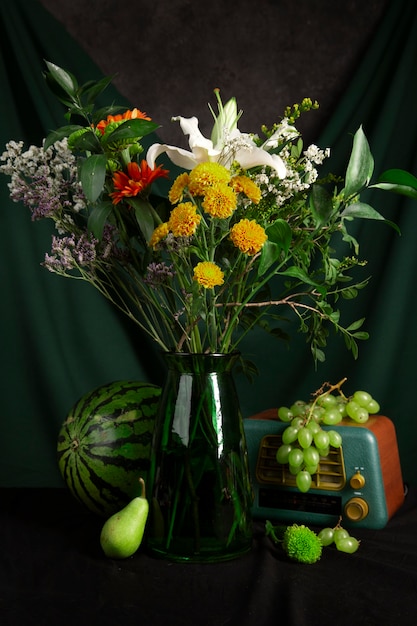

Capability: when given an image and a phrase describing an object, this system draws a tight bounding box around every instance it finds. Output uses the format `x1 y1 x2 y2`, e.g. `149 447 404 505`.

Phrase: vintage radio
243 410 405 529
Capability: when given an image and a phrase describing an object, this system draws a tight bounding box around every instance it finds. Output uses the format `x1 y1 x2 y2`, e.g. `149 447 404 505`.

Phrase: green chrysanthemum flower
282 524 322 564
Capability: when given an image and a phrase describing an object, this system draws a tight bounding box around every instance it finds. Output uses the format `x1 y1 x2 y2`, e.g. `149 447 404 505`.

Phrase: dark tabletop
1 487 417 626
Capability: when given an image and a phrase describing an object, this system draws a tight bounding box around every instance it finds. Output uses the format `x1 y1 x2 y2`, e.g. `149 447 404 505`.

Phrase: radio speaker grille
255 434 346 491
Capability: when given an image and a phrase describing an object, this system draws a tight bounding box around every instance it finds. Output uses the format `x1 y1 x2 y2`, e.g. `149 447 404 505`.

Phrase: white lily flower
146 94 287 179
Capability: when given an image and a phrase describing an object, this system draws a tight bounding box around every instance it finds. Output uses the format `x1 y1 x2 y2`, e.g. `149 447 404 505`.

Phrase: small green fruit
100 477 149 558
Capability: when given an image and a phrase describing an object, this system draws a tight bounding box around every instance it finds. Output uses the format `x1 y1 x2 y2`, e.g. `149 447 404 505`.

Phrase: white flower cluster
253 134 330 208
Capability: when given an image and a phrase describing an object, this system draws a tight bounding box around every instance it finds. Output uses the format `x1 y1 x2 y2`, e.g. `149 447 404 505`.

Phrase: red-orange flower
110 160 169 204
96 108 151 135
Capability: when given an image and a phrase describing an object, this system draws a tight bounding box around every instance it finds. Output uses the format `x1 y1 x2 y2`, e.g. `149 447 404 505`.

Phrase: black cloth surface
1 488 417 626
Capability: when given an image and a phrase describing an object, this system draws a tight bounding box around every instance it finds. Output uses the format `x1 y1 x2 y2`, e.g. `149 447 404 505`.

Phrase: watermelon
57 380 161 517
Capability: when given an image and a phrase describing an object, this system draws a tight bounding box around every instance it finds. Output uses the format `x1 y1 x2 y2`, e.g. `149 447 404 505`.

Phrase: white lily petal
172 115 215 154
235 146 287 179
146 142 199 170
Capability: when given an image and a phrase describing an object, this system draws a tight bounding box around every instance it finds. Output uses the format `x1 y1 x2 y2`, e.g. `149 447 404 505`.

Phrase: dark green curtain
1 0 417 488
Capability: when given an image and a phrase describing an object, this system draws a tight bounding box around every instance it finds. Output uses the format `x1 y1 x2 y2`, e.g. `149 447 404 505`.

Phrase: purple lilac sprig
0 139 86 223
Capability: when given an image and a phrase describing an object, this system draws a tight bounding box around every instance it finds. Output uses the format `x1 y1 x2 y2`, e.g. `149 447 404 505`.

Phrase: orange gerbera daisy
96 108 151 135
110 160 169 204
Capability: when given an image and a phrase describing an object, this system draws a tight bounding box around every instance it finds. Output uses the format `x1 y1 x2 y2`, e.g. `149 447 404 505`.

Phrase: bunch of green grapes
275 380 380 493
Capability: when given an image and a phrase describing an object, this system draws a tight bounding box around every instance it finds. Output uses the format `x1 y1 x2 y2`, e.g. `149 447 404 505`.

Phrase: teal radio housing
243 411 405 529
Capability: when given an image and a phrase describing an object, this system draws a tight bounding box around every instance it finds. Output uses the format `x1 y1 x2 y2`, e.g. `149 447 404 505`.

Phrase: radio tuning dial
344 497 369 521
350 472 366 489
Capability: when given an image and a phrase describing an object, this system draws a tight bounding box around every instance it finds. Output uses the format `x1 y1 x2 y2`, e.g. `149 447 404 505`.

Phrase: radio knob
350 472 366 489
344 497 369 521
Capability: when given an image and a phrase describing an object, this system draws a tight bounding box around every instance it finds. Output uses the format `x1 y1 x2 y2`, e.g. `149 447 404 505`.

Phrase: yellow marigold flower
149 222 169 248
230 218 268 255
202 183 237 218
231 175 262 204
168 202 201 237
168 172 190 204
188 162 231 196
193 261 224 289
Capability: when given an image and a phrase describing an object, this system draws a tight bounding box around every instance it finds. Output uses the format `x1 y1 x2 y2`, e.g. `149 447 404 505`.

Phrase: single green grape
327 430 342 448
290 401 307 416
288 447 304 467
336 536 360 554
317 394 338 408
303 446 320 467
367 398 380 414
282 425 299 444
276 443 292 464
318 527 334 546
278 406 293 422
333 527 350 546
291 417 305 429
296 470 312 493
353 390 373 408
313 430 330 449
306 420 321 434
321 408 343 425
346 400 361 420
350 407 369 424
297 427 313 449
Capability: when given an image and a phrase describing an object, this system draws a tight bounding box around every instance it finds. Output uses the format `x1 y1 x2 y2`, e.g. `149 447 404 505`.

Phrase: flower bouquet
2 61 417 561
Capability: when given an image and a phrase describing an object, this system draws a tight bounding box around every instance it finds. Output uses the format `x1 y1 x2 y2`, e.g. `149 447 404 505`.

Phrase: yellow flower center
188 162 231 196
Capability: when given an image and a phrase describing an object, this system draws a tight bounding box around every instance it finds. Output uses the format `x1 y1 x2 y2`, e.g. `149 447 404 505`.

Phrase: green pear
100 477 149 558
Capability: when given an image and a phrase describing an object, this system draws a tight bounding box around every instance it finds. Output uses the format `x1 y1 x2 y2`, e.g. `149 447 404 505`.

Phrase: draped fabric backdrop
1 0 416 488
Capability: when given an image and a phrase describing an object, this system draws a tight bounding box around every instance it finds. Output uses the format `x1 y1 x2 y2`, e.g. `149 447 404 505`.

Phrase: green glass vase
146 352 253 562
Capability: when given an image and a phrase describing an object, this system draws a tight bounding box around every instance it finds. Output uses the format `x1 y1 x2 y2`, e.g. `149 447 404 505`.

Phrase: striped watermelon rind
57 380 161 517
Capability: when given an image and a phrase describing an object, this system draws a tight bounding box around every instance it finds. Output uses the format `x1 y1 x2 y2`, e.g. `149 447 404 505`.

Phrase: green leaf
82 75 115 104
310 183 334 226
343 126 374 198
258 220 292 276
80 154 107 202
278 266 327 295
345 317 366 332
341 202 400 234
266 219 292 252
258 241 281 276
43 125 84 151
128 197 156 242
371 169 417 200
377 168 417 189
103 119 159 143
87 201 113 239
44 61 78 98
371 182 417 200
